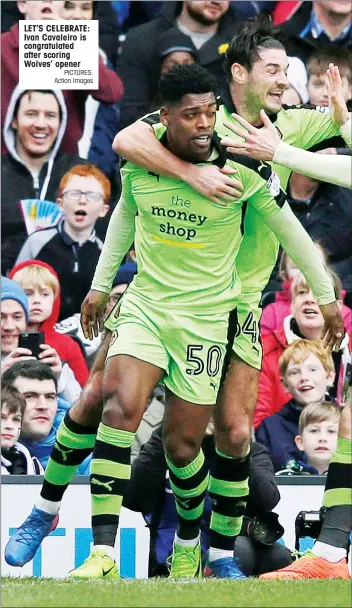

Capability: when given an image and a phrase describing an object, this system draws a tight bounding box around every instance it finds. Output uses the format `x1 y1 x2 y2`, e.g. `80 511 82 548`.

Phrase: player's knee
215 418 251 454
164 434 199 468
101 382 140 428
72 377 104 426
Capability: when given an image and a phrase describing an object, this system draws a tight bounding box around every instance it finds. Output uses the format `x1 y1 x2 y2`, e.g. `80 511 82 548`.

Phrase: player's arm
244 166 344 350
81 172 137 340
222 110 352 188
113 117 243 206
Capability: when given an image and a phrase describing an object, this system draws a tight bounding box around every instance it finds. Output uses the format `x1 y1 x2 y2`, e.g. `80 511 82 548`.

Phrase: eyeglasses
63 190 104 202
108 294 122 306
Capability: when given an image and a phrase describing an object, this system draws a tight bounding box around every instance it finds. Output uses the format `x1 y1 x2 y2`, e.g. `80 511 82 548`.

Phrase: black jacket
15 220 104 321
279 2 352 64
1 152 86 276
123 427 280 525
117 1 244 129
288 181 352 291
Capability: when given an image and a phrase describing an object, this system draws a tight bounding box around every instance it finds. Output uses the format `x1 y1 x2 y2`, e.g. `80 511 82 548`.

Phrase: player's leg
161 310 228 578
5 331 111 568
69 298 167 578
261 398 352 580
206 305 261 579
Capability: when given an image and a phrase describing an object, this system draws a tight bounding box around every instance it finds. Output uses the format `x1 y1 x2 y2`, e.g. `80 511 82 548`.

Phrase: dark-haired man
6 63 343 581
1 87 84 275
112 13 350 567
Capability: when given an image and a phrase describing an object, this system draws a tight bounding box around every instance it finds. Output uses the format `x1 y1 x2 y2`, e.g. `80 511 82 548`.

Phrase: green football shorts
232 292 263 370
104 293 230 405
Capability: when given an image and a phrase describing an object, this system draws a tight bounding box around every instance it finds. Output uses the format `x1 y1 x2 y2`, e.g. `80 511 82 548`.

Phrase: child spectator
306 46 352 109
293 401 340 475
255 273 351 429
282 56 309 105
261 248 352 337
1 383 43 475
1 87 86 275
256 340 336 472
15 165 110 320
158 27 198 75
2 360 91 473
8 262 88 389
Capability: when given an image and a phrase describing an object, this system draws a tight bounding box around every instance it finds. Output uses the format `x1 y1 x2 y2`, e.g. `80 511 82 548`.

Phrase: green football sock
208 447 249 550
91 423 135 547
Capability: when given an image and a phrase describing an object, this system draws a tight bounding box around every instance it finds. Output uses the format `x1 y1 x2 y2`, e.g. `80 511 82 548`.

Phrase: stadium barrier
1 476 326 578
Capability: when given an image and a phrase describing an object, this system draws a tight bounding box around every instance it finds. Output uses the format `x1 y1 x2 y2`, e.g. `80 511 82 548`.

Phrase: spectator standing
117 0 243 128
1 383 44 475
8 261 89 388
2 360 91 473
1 87 85 275
256 339 336 471
15 165 109 320
1 1 123 154
254 273 351 429
279 0 352 64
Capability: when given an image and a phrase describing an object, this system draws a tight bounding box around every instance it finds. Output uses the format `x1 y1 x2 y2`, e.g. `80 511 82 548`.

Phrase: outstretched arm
113 120 244 206
221 110 352 188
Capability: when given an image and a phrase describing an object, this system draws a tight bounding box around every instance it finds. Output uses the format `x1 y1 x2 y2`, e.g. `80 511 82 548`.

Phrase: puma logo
148 170 160 182
91 477 114 492
56 445 74 462
210 381 218 391
177 497 191 509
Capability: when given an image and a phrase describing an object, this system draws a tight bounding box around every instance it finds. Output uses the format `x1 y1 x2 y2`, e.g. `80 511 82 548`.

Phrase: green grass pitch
2 577 351 608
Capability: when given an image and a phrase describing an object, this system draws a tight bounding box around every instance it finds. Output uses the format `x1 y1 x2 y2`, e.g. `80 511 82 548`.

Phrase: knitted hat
112 263 137 287
158 28 199 61
1 276 29 322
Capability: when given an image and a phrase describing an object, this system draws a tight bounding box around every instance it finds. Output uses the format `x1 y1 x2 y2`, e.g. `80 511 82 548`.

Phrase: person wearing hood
256 339 338 472
1 3 123 155
261 249 352 337
2 359 91 474
254 272 351 430
8 261 89 389
117 0 243 129
1 87 88 276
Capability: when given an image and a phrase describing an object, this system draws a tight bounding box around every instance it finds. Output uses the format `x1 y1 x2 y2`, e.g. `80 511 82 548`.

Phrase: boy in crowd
8 261 88 389
1 383 43 475
293 401 340 475
256 340 336 472
15 165 110 320
307 47 352 110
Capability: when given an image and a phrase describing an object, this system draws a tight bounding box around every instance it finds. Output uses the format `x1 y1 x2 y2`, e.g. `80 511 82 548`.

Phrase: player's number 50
186 345 222 377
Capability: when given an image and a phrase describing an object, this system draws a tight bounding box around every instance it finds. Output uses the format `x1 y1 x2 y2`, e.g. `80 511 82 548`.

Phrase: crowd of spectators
1 0 351 577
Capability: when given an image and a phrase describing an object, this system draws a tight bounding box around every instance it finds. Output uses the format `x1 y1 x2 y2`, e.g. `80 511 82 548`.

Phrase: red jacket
1 24 124 154
261 282 352 337
254 316 351 430
9 260 89 386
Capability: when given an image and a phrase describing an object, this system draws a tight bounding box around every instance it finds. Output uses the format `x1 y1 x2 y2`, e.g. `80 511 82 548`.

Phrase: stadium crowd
1 0 351 582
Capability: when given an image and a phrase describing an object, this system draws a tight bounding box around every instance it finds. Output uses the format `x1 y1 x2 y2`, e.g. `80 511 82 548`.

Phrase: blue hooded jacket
21 398 91 474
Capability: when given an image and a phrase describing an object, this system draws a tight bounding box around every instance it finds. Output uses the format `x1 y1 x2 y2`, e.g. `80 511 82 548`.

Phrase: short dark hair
13 90 62 122
1 383 26 417
307 46 352 83
158 64 218 106
223 14 286 81
2 360 58 391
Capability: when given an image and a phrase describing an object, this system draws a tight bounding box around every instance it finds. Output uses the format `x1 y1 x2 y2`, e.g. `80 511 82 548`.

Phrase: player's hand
38 344 62 377
326 63 349 128
185 164 243 206
1 348 35 374
221 110 281 161
320 301 345 352
81 290 109 340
